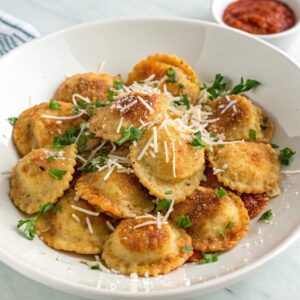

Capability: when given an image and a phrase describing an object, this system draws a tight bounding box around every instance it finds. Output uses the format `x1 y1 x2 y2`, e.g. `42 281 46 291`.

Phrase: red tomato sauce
223 0 296 35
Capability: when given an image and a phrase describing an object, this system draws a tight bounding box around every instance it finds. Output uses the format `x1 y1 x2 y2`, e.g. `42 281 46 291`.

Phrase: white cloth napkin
0 10 39 56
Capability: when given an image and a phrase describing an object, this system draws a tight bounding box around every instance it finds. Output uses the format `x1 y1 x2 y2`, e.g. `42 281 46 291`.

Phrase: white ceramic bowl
0 18 300 300
211 0 300 49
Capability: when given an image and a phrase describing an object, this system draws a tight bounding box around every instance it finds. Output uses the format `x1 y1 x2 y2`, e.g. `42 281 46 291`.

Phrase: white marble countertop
0 0 299 299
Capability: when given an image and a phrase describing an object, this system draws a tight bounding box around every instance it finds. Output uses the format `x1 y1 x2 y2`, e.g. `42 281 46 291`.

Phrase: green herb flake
90 264 100 270
260 125 267 130
206 74 228 100
48 169 67 180
165 190 173 195
51 127 80 150
166 67 178 83
279 147 296 166
248 129 256 140
116 127 143 146
17 203 53 240
79 155 107 173
8 117 18 126
271 143 279 149
155 199 172 212
261 117 269 123
218 230 226 239
190 131 212 152
47 156 55 161
198 253 219 264
182 246 193 253
215 187 227 199
259 209 273 222
49 99 61 110
176 215 193 229
226 221 235 230
55 205 62 214
113 80 123 90
178 83 185 89
107 88 118 102
173 94 190 110
229 78 260 95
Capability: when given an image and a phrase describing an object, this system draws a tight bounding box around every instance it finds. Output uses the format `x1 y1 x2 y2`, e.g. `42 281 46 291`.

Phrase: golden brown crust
208 143 281 194
13 102 82 156
130 125 205 202
89 92 168 142
10 145 77 214
127 54 200 104
54 73 119 102
170 187 250 252
36 189 110 254
207 95 265 142
240 193 269 219
75 169 154 218
102 218 192 276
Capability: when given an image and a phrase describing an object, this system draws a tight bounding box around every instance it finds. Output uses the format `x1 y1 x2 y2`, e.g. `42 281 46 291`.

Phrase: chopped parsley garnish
198 253 219 264
107 88 118 102
93 100 108 107
173 94 190 110
90 264 100 270
178 82 185 89
260 125 268 130
78 155 107 173
215 187 227 199
229 78 260 95
54 205 62 214
52 127 80 150
47 155 55 161
279 147 296 165
205 74 260 100
248 129 256 140
190 131 212 152
166 67 177 83
155 199 172 212
218 230 226 239
49 99 61 110
116 127 143 146
48 169 67 180
182 246 193 253
165 190 173 195
73 99 89 115
261 116 269 123
259 209 273 222
206 74 228 100
226 221 235 230
176 215 193 229
113 81 123 90
17 203 53 240
7 117 18 126
271 143 279 149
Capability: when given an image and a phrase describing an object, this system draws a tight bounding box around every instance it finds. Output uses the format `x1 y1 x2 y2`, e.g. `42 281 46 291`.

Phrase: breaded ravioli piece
36 189 110 254
13 102 82 156
89 92 168 142
240 193 269 219
102 218 192 276
10 145 77 214
208 143 281 194
207 95 273 142
127 54 200 104
75 169 154 218
54 73 119 102
130 124 205 202
171 187 249 252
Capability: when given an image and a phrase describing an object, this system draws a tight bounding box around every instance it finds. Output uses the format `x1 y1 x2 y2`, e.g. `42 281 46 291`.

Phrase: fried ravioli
171 187 249 252
10 145 77 214
102 218 192 276
13 102 82 156
207 95 273 143
127 54 200 104
54 73 119 102
89 92 168 142
75 169 154 218
130 124 205 202
36 189 110 254
208 143 281 194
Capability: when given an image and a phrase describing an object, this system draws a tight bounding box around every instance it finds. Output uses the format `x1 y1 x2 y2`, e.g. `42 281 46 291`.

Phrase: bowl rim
0 16 300 299
210 0 300 40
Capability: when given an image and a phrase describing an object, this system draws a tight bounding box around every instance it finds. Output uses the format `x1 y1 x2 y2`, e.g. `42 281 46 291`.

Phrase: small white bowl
211 0 300 49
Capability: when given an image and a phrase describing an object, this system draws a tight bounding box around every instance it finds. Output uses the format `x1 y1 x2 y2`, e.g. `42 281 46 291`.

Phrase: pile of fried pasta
9 54 285 277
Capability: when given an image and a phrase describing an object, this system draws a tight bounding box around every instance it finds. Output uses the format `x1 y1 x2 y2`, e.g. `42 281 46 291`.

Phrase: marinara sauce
223 0 296 35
